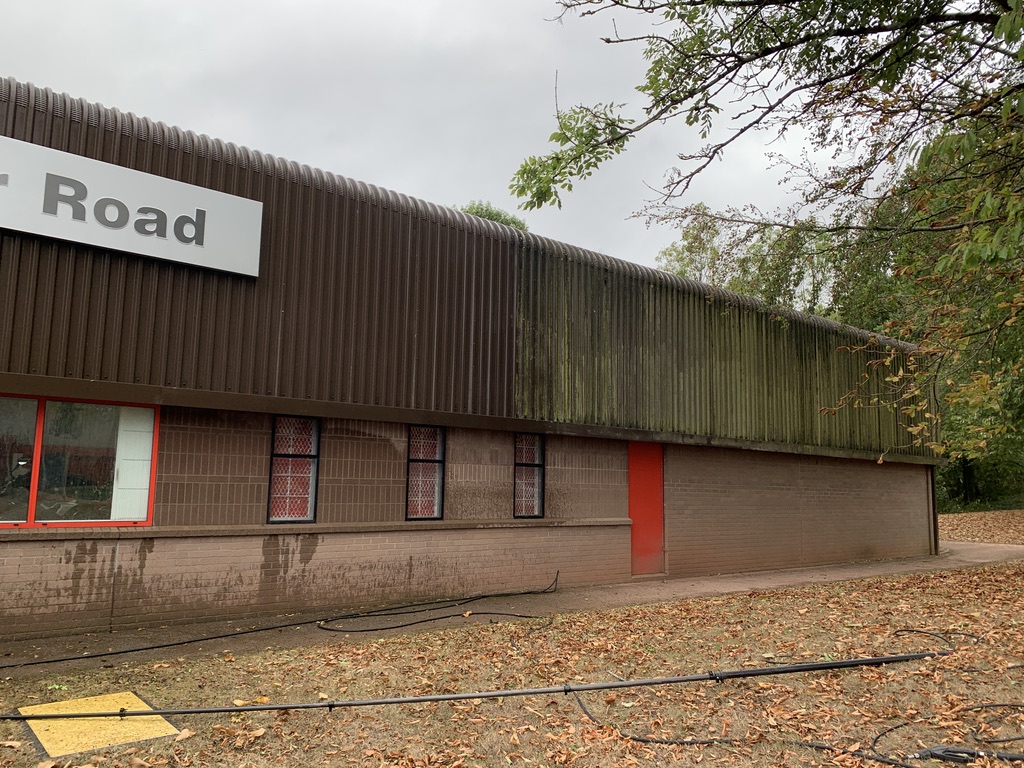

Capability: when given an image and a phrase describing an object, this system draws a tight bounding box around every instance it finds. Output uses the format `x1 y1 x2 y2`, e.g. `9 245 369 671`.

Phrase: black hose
0 620 313 671
567 687 743 747
0 572 560 670
0 647 946 722
795 740 919 768
963 702 1024 746
319 611 551 634
318 572 558 627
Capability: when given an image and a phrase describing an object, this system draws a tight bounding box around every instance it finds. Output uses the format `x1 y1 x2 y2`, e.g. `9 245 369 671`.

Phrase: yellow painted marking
18 691 178 758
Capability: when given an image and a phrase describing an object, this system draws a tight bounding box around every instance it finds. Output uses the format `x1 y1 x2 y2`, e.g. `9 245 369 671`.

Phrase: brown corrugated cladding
1 77 931 462
514 234 932 461
0 78 516 420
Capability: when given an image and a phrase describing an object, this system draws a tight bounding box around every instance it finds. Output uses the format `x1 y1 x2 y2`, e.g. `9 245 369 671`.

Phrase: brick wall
155 408 271 526
1 414 934 639
1 524 631 638
318 420 406 523
663 446 932 576
444 428 515 520
546 436 628 519
1 419 635 638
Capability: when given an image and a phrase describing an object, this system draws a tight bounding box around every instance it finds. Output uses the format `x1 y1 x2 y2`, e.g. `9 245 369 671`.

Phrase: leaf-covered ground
2 512 1023 768
939 509 1024 546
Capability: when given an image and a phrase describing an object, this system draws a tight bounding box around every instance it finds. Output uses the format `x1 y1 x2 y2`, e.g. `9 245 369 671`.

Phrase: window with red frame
514 433 545 518
406 426 445 519
268 416 320 523
0 395 157 527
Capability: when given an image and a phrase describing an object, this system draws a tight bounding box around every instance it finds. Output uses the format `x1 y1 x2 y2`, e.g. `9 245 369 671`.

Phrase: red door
628 442 664 575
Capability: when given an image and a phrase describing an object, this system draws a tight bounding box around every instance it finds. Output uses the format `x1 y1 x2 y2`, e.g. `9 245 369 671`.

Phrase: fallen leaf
152 663 170 669
232 699 250 707
174 729 195 742
0 741 21 749
129 758 150 768
253 695 270 705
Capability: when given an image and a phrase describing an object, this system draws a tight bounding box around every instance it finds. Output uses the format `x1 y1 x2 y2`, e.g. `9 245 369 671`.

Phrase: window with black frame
268 416 320 523
514 433 544 518
406 425 445 519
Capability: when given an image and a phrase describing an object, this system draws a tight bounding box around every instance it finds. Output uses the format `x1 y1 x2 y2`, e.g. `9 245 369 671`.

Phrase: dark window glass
37 401 118 521
0 396 38 523
0 398 155 526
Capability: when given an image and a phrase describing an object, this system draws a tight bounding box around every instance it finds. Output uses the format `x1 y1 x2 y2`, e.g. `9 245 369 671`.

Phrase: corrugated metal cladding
0 77 934 461
514 234 932 460
0 77 516 418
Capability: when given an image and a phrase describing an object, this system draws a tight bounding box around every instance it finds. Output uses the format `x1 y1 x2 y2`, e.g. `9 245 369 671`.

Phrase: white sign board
0 135 263 276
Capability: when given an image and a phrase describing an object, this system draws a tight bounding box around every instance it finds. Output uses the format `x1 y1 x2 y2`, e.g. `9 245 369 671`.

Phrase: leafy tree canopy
512 0 1024 472
457 200 529 231
512 0 1024 269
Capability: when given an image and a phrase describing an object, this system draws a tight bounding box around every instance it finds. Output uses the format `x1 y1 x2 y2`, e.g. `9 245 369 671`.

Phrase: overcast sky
3 1 795 269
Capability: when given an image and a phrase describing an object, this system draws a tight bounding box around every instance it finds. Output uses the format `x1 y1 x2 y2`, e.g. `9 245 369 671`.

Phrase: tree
657 209 835 312
511 0 1024 272
457 200 528 231
511 0 1024 467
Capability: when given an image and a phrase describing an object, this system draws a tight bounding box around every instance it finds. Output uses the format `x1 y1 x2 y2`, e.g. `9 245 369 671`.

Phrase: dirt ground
2 510 1024 768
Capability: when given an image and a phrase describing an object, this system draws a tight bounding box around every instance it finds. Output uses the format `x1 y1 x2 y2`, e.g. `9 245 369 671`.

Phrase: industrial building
0 77 937 638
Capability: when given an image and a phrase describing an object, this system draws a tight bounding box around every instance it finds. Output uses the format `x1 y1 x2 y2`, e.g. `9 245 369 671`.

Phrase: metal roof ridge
0 76 911 352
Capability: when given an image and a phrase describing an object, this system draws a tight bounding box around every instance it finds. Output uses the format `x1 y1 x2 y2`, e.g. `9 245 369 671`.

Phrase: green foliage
656 210 843 313
456 200 529 231
654 204 731 284
512 104 634 210
514 0 1024 272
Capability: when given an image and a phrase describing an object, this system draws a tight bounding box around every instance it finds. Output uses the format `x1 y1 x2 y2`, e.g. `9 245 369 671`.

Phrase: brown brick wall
1 417 934 639
156 415 579 526
0 539 119 634
1 524 631 638
663 446 932 576
155 408 271 527
546 436 629 520
318 420 406 523
444 428 515 520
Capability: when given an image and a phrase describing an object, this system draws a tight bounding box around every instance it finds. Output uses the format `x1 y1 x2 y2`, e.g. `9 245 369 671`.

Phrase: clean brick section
664 446 932 576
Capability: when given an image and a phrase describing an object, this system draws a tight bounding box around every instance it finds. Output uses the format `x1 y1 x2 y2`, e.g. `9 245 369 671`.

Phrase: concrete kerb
508 539 1024 618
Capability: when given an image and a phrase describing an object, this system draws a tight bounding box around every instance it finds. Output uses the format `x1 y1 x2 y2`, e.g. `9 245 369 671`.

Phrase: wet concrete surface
2 540 1022 679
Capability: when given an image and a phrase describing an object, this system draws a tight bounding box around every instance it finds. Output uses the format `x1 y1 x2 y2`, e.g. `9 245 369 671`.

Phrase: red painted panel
628 442 665 574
